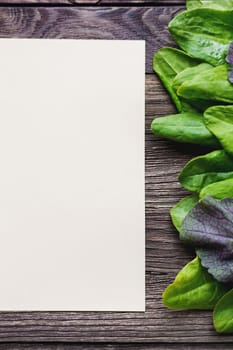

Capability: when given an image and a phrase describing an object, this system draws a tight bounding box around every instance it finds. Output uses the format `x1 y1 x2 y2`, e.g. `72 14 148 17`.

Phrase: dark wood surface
0 345 233 350
0 2 231 349
0 0 185 4
0 7 184 73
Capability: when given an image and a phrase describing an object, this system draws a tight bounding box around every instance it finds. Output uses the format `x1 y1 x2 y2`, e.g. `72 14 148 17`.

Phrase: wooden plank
0 74 229 343
0 0 100 3
0 344 232 350
100 0 185 4
0 0 71 3
0 0 185 4
0 7 184 73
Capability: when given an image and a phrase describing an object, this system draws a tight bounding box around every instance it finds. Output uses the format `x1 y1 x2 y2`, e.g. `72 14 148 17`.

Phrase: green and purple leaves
151 0 233 334
181 196 233 283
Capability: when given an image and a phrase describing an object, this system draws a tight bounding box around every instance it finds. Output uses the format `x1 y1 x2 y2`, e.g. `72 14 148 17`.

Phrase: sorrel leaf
163 256 228 310
200 178 233 200
181 196 233 283
214 289 233 333
204 105 233 155
187 0 233 10
170 194 199 232
151 112 219 147
153 47 199 112
177 65 233 104
179 150 233 192
169 9 233 66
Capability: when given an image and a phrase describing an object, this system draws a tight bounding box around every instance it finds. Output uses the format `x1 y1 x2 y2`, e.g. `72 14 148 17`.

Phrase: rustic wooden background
0 0 232 349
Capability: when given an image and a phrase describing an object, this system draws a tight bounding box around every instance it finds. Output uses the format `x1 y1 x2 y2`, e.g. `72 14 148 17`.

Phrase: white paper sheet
0 39 145 311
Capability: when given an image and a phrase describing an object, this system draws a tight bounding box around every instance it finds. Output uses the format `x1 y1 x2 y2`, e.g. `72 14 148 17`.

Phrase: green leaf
177 65 233 104
200 177 233 200
172 63 216 112
168 9 232 66
204 105 233 155
170 194 199 232
172 63 213 92
187 0 233 10
179 150 233 192
163 257 228 310
214 289 233 333
151 112 219 147
153 47 199 112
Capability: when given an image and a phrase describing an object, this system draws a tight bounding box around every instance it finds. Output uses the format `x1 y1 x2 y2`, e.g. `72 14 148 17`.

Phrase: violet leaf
226 42 233 65
226 42 233 83
228 67 233 84
181 196 233 283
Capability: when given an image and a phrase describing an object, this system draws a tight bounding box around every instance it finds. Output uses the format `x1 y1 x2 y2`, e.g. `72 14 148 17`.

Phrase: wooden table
0 0 232 348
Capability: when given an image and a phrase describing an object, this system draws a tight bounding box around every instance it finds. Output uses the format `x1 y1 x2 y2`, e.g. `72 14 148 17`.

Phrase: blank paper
0 39 145 311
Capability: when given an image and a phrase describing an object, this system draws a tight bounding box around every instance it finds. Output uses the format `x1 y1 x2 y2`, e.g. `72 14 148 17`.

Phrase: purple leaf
226 42 233 65
228 68 233 84
181 196 233 283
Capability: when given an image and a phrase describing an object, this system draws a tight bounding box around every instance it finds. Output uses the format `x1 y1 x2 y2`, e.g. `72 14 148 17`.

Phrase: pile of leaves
151 0 233 333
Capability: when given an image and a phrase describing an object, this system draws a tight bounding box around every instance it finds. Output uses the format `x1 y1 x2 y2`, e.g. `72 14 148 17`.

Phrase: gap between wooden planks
0 344 232 350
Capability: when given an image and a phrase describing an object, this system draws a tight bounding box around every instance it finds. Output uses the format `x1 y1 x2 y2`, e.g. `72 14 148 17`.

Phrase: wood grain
0 0 100 3
0 74 229 343
0 6 184 73
0 344 232 350
100 0 185 4
0 1 185 4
